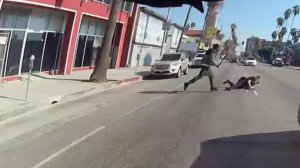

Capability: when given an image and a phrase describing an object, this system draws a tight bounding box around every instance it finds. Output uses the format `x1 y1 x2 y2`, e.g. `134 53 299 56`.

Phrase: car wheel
184 67 188 75
175 67 181 78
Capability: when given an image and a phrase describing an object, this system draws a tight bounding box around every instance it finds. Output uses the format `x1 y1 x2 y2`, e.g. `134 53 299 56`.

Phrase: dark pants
186 66 215 88
224 78 247 90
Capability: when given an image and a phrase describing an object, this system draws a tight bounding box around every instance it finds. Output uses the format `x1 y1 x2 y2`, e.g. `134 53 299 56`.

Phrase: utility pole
176 5 192 52
159 7 171 57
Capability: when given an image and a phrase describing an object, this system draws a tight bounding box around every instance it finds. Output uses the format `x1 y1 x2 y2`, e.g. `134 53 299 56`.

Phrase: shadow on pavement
31 74 117 82
0 96 26 102
142 75 174 80
139 90 211 94
190 130 300 168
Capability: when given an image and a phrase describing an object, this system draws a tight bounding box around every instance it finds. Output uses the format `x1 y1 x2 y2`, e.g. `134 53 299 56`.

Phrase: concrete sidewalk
0 67 150 122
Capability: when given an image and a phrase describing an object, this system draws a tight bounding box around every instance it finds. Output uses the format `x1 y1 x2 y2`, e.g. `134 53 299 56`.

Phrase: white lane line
32 99 156 168
32 82 180 167
175 84 184 89
116 98 156 120
32 126 106 168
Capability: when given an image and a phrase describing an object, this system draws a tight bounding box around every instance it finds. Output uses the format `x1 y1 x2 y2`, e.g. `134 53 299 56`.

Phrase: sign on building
162 22 171 30
205 27 217 39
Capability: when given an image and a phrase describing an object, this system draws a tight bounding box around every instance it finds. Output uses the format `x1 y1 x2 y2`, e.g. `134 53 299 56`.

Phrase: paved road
1 63 300 168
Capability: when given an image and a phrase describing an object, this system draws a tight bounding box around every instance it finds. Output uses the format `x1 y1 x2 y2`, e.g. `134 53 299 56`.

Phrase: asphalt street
1 62 300 168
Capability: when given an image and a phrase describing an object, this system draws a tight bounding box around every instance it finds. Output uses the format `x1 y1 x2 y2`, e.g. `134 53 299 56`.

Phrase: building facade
126 7 182 67
0 0 133 81
245 37 263 57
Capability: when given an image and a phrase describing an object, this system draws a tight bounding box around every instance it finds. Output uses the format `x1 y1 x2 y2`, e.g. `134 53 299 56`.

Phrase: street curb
0 76 142 123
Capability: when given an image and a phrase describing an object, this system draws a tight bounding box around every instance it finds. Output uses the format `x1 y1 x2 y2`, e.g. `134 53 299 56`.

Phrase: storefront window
21 32 46 73
75 16 106 68
0 8 15 29
124 2 133 12
28 9 50 31
0 31 10 77
0 5 66 76
13 9 30 29
91 37 102 66
5 31 25 76
48 12 64 32
42 33 62 71
79 18 89 34
96 20 107 36
102 0 112 5
88 20 96 35
83 36 94 66
74 35 87 67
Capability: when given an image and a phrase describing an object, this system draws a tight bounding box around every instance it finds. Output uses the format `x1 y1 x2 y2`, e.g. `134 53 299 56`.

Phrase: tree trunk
90 0 123 82
287 15 295 42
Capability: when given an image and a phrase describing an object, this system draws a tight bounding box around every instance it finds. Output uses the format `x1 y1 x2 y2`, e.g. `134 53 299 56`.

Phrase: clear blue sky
144 0 300 53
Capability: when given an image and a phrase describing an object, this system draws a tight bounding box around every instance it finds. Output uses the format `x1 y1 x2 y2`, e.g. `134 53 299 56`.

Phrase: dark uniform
184 48 218 91
223 75 261 91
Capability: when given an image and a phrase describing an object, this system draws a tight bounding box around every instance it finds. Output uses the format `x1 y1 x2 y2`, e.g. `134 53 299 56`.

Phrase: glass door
42 32 62 71
74 35 87 67
91 36 102 67
82 36 94 67
0 31 10 77
21 32 46 73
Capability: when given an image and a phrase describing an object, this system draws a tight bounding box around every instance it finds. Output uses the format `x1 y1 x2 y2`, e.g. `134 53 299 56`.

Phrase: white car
272 58 284 67
244 57 257 66
151 53 189 78
190 52 205 68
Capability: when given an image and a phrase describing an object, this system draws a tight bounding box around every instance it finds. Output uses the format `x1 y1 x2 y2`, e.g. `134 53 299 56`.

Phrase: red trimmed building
0 0 135 81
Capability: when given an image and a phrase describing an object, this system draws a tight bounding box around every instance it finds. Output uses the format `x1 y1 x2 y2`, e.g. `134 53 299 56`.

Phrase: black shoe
225 87 231 91
211 87 218 92
184 83 189 91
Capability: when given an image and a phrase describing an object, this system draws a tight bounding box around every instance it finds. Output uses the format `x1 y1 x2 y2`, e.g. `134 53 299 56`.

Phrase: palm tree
276 17 284 32
291 29 299 44
90 0 123 82
191 22 196 29
230 23 237 44
272 31 277 41
185 23 191 30
281 27 288 36
231 23 237 31
278 31 283 42
290 28 297 37
284 9 292 27
287 5 300 41
292 35 299 44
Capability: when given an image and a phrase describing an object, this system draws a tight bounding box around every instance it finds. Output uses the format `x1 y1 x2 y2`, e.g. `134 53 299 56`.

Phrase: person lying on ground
223 75 261 91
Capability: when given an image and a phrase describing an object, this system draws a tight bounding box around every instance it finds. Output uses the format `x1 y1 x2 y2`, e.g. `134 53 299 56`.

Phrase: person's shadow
190 130 300 168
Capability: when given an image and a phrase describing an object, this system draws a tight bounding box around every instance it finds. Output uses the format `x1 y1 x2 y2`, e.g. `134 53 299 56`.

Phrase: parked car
261 59 268 63
189 52 205 68
230 58 238 63
151 53 189 78
240 57 246 64
272 58 284 67
244 57 257 66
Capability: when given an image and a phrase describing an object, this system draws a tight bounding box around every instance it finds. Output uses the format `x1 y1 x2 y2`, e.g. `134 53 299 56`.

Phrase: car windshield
161 54 181 61
247 58 255 60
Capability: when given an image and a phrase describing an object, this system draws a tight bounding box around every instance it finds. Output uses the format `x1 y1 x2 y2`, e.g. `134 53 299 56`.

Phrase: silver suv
151 53 189 78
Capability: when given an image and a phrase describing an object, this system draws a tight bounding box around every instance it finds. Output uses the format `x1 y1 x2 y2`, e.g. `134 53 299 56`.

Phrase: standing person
184 44 221 92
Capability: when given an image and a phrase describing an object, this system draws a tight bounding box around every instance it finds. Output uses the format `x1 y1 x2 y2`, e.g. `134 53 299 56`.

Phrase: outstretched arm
247 80 255 90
